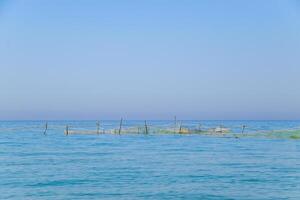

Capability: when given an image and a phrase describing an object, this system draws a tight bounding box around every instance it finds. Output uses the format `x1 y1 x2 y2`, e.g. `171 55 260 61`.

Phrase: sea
0 120 300 200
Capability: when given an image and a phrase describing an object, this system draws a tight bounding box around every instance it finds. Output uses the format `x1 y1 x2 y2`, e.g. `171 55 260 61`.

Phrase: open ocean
1 120 300 200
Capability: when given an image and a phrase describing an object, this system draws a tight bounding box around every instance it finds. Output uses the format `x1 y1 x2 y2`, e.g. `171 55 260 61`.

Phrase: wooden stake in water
179 122 182 134
174 116 177 133
65 125 69 135
242 125 246 134
118 118 123 134
43 122 48 135
96 121 100 134
144 120 148 134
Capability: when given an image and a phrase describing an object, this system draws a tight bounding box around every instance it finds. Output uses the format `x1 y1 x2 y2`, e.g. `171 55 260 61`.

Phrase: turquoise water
1 120 300 200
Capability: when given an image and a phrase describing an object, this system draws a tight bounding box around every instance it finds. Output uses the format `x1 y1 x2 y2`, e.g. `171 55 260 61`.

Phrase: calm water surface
0 121 300 200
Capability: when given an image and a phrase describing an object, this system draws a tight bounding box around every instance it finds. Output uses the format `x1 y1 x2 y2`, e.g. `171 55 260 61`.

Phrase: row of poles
117 118 149 135
43 118 149 135
42 116 247 135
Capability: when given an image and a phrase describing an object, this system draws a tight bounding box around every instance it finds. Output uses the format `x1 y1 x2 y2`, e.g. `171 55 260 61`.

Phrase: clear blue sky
0 0 299 120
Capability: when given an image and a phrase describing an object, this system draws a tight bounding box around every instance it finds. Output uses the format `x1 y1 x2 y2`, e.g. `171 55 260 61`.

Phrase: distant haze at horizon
0 0 300 120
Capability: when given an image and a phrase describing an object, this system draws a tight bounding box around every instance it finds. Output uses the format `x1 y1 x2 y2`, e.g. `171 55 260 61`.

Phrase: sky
0 0 300 120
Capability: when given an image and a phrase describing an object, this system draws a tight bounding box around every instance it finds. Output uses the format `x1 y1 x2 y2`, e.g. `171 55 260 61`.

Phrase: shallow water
1 120 300 200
